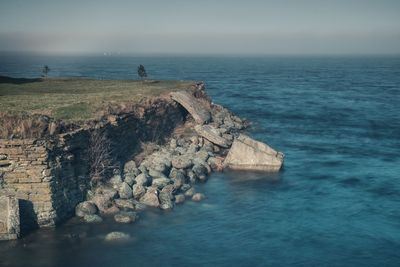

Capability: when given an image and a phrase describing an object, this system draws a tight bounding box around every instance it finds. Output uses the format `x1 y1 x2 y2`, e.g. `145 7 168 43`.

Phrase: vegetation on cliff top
0 76 195 122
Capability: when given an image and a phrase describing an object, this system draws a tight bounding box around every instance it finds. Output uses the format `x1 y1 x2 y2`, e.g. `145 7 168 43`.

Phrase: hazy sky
0 0 399 55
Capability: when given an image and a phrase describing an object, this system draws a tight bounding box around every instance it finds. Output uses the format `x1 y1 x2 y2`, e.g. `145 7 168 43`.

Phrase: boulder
123 160 137 174
124 173 136 187
184 187 196 197
224 134 284 171
139 187 160 207
135 173 149 186
83 214 103 223
118 182 133 199
75 201 97 217
194 125 231 148
114 199 136 210
152 177 171 189
109 174 123 189
148 169 168 179
104 232 130 242
192 164 208 178
192 193 205 202
114 212 138 224
132 184 146 199
175 194 186 204
171 156 193 169
170 91 211 124
159 191 174 210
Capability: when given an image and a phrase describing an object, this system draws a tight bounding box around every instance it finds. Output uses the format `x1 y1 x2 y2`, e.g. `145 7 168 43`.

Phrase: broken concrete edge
0 195 20 241
170 91 211 125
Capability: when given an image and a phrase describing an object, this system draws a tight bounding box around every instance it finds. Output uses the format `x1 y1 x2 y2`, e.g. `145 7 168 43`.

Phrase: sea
0 53 399 267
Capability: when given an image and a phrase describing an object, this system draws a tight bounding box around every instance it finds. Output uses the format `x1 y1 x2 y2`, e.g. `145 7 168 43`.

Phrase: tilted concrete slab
0 195 20 240
171 91 211 124
224 134 284 171
194 125 231 148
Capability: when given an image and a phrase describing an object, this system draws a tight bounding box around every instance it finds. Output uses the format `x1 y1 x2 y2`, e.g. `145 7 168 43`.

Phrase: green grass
0 77 196 122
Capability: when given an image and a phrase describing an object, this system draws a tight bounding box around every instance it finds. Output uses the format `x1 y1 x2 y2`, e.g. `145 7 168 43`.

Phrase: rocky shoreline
75 88 284 240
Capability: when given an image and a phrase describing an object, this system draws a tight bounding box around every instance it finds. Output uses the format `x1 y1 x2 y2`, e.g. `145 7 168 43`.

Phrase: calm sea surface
0 54 399 267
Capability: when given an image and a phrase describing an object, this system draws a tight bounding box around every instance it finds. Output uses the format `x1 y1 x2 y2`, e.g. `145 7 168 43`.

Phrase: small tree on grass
42 65 50 77
137 64 147 80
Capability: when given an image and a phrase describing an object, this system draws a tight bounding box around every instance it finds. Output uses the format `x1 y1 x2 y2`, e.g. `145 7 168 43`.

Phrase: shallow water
0 54 400 267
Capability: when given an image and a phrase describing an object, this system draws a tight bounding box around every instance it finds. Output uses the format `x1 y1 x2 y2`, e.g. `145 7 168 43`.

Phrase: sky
0 0 399 55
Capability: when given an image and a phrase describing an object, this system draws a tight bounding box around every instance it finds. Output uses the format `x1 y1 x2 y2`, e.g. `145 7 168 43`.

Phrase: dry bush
88 129 116 184
0 113 50 139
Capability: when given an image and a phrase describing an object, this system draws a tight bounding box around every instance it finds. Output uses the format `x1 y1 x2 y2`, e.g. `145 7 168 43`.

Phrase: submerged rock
75 201 97 217
175 194 185 204
114 212 138 224
83 214 103 223
104 232 130 242
184 187 196 197
224 134 284 171
192 193 205 202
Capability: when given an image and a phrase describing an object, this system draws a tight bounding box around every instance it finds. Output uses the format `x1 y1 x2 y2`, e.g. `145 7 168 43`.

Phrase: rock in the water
184 187 196 197
118 182 133 199
194 125 231 148
135 173 149 186
83 214 103 223
170 91 211 124
105 232 130 242
92 187 118 213
114 199 136 210
171 156 193 169
159 191 174 210
224 134 284 171
207 156 224 172
75 201 97 217
132 184 146 199
192 164 208 177
175 194 185 204
139 187 160 207
192 193 205 202
114 212 138 224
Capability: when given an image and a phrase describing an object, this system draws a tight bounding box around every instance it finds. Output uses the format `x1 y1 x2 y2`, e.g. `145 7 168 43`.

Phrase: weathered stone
0 196 20 240
139 187 160 207
148 168 168 179
123 160 137 174
171 156 193 169
192 193 205 202
118 182 133 199
187 170 197 184
192 164 208 178
161 184 176 195
170 91 211 124
132 184 146 199
114 211 138 224
83 214 103 223
224 134 284 171
174 194 185 204
124 174 136 187
184 187 196 197
104 232 130 242
113 199 132 210
194 125 231 148
109 175 123 189
170 138 177 149
152 177 171 189
207 156 224 172
75 201 97 217
135 173 149 186
159 191 174 210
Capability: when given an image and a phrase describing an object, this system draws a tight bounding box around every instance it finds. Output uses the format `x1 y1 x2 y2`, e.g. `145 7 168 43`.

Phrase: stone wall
0 96 187 234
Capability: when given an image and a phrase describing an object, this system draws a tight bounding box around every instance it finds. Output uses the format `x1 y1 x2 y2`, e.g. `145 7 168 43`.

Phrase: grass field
0 77 195 122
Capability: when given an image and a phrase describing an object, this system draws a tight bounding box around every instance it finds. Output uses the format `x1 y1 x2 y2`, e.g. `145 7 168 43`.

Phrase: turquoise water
0 54 400 267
